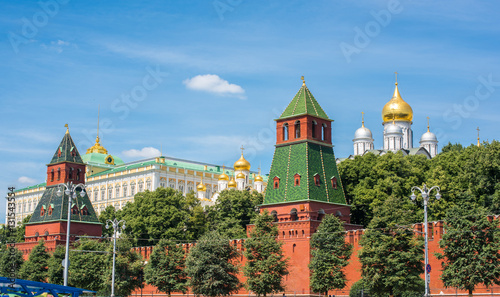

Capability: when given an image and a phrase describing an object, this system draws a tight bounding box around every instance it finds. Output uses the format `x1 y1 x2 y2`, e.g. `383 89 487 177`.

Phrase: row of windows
49 167 82 182
282 121 328 141
273 175 338 189
89 180 152 201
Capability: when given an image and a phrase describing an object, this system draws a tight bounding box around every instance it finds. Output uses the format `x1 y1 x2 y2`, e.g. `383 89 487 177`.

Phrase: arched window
290 208 298 221
108 187 113 199
314 174 321 186
318 209 325 221
271 210 278 222
76 168 81 181
94 189 98 202
50 169 54 182
123 184 128 197
101 187 105 201
331 177 338 189
283 123 289 141
273 176 280 189
131 183 136 196
68 167 73 179
57 168 61 180
295 120 301 138
294 173 301 186
138 182 144 192
146 179 152 190
115 184 121 197
322 123 327 141
311 121 317 138
179 185 184 193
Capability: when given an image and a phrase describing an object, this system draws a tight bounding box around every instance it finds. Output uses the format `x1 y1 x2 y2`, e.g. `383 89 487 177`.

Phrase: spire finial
427 116 430 132
160 143 163 157
477 127 480 147
65 124 69 134
395 72 398 86
301 75 305 86
361 111 365 128
96 105 101 144
240 145 245 155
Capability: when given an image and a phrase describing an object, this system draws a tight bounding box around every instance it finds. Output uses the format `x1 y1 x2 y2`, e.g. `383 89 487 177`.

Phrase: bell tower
257 78 354 294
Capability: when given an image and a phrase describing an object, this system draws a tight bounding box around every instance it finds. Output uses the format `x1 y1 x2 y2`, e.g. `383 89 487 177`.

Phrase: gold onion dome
86 136 108 154
234 153 251 171
218 172 229 181
254 174 263 182
228 178 237 188
236 172 245 179
382 82 413 123
197 181 206 192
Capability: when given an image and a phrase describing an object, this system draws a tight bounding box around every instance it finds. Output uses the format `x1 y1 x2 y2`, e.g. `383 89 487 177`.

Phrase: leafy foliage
309 214 352 294
19 240 49 282
102 239 144 297
437 203 500 295
144 239 187 296
99 205 119 238
207 189 263 238
185 231 241 297
0 244 24 279
120 187 206 246
47 245 65 285
68 238 108 292
359 196 424 297
243 210 288 296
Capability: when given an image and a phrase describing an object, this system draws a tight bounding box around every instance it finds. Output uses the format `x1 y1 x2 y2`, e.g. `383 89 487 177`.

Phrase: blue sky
1 0 500 222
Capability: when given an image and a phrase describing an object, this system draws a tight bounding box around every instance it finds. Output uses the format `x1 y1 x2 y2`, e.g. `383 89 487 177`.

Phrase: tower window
283 123 289 141
271 210 278 222
322 123 327 141
68 167 73 179
314 174 320 186
295 120 301 138
331 177 338 189
57 168 61 180
290 208 298 221
294 173 301 186
50 169 54 182
312 121 317 138
273 176 280 189
76 168 81 181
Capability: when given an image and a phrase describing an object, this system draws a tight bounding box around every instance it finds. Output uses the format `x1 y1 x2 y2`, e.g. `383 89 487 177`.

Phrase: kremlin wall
10 77 500 297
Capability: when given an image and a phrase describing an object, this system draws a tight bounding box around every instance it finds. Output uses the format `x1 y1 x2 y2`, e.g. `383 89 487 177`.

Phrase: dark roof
28 186 100 224
49 131 83 165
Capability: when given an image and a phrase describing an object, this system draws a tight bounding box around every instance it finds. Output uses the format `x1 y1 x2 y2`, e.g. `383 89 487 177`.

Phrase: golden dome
254 174 263 182
219 172 229 181
236 172 245 179
86 136 108 154
197 181 206 192
382 83 413 123
228 178 237 188
234 153 251 171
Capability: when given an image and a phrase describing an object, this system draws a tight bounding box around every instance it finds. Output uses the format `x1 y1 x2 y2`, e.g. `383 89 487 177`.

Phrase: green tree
47 245 65 285
99 205 120 238
68 238 108 292
437 203 500 297
0 244 24 279
19 240 49 282
359 196 424 297
15 215 32 243
144 239 187 297
102 239 144 297
185 231 241 297
243 210 288 296
120 188 201 246
207 189 263 238
309 214 352 294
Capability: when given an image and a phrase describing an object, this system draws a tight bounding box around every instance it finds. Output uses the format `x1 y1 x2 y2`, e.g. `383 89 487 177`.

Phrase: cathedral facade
352 79 439 158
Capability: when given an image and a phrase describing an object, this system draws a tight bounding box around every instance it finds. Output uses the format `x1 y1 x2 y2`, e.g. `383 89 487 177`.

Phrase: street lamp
410 184 440 297
56 181 86 287
106 218 126 297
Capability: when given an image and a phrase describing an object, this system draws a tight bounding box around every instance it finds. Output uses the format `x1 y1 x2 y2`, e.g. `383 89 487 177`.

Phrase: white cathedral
352 79 438 158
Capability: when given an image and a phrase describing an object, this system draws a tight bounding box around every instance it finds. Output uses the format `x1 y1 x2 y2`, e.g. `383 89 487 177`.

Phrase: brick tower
259 78 355 295
18 126 101 256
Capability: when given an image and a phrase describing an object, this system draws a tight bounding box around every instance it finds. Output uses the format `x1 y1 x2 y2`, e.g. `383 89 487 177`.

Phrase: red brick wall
276 116 332 146
46 163 86 187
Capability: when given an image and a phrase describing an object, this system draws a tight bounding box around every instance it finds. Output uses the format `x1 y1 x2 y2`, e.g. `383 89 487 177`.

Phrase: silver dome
420 131 437 142
354 126 373 140
385 123 403 134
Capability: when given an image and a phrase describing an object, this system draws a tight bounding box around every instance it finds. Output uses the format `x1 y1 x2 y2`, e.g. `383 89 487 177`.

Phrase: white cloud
41 39 77 53
183 74 246 99
18 176 37 184
122 147 161 159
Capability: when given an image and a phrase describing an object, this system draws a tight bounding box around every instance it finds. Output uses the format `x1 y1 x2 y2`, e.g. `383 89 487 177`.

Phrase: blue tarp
0 277 95 297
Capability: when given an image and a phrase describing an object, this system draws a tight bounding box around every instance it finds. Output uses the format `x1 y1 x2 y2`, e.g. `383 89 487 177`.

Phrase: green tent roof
279 84 330 120
49 130 83 165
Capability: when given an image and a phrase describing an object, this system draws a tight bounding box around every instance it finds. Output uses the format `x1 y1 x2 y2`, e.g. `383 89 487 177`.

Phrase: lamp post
106 218 126 297
410 184 441 297
56 181 87 287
